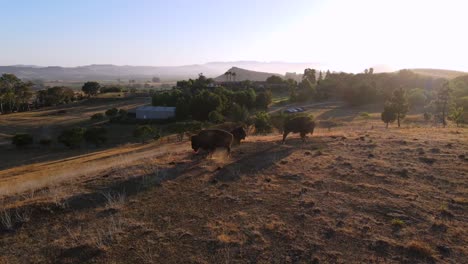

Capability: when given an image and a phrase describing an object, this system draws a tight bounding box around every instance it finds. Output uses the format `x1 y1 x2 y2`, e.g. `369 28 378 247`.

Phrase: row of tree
153 74 272 123
381 82 464 127
0 74 33 113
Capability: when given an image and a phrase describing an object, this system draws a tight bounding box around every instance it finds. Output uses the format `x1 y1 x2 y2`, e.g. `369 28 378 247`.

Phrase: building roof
136 106 176 111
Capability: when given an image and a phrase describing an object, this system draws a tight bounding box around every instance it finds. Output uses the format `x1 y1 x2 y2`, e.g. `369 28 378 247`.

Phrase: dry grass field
0 112 466 263
0 96 150 169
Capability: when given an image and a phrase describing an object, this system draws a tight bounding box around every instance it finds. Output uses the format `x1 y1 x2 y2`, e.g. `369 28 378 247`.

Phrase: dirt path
0 141 190 197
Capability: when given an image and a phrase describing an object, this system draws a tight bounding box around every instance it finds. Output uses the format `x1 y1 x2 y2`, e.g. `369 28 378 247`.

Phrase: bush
255 91 272 110
359 112 370 120
208 110 224 124
100 86 122 93
105 108 119 117
133 125 155 143
84 127 107 147
254 112 273 134
39 138 52 146
91 113 105 120
423 112 432 122
58 127 85 148
12 133 33 147
228 103 250 123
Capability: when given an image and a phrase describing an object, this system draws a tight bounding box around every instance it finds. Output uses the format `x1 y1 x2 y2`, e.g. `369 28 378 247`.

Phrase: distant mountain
0 61 319 82
409 69 468 79
214 67 283 82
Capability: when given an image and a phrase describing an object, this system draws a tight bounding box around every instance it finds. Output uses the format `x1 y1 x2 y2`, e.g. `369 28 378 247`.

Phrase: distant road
268 101 344 115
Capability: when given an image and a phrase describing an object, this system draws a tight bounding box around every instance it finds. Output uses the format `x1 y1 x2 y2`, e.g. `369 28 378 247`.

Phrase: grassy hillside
410 69 467 79
1 105 467 263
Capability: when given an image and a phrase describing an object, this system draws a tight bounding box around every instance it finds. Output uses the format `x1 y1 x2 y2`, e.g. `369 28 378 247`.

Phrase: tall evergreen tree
388 87 409 127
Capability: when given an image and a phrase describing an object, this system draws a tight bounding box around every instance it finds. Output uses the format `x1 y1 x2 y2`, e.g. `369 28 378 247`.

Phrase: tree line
152 74 272 123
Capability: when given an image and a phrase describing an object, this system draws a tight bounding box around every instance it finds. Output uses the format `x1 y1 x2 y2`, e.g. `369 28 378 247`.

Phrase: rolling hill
0 61 318 82
214 67 283 82
409 68 468 79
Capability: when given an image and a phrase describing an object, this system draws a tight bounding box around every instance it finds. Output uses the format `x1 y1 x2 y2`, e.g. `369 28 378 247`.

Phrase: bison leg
300 132 307 142
226 146 231 157
282 131 290 144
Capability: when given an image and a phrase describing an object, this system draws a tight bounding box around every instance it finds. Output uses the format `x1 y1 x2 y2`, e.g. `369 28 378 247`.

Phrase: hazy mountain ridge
0 61 319 82
1 62 466 82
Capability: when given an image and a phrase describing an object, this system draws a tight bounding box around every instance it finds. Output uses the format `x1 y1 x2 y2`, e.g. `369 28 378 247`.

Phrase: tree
0 74 33 113
449 106 464 127
318 71 323 82
12 133 33 148
255 91 272 110
287 79 298 102
37 86 75 106
84 127 107 147
254 112 273 134
381 104 397 128
175 96 191 120
266 75 284 84
190 90 222 121
388 87 409 127
82 81 101 97
325 70 331 80
105 107 119 117
303 68 316 84
228 103 250 123
152 77 161 83
435 82 451 127
208 110 224 123
133 125 156 143
407 88 427 108
232 72 237 82
58 127 85 148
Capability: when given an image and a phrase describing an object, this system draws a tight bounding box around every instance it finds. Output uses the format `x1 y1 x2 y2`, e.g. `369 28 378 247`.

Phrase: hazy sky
1 0 467 72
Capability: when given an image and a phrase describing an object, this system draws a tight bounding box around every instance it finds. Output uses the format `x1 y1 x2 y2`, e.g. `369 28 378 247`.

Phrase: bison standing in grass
282 116 315 143
191 129 234 156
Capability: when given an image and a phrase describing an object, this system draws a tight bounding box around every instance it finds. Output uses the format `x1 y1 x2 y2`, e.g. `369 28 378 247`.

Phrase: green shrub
359 112 370 120
91 113 105 120
254 112 273 134
423 112 432 122
58 127 85 148
228 104 250 123
84 127 107 146
12 133 33 147
105 108 119 117
39 138 52 146
133 125 155 143
208 110 224 124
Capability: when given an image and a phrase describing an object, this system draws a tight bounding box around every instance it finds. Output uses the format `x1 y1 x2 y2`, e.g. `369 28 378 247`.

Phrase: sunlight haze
1 0 467 72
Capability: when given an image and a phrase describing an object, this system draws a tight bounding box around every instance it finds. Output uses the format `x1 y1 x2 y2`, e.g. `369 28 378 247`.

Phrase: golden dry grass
0 116 467 263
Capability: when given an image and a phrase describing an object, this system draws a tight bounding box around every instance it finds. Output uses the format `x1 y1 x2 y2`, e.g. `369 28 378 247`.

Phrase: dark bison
191 129 234 156
282 116 315 143
230 126 247 145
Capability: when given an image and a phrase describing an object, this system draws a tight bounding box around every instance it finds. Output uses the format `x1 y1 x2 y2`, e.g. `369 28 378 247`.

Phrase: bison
230 126 247 145
282 116 315 143
191 129 234 156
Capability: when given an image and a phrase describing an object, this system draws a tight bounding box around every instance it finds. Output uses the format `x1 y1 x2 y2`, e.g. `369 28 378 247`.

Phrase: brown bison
191 129 234 156
282 116 316 143
230 126 247 145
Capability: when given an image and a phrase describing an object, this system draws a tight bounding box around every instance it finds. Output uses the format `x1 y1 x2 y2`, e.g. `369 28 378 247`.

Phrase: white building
135 106 176 120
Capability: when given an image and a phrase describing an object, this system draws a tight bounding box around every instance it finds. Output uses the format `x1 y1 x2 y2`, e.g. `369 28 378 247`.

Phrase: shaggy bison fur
191 129 234 155
282 116 316 143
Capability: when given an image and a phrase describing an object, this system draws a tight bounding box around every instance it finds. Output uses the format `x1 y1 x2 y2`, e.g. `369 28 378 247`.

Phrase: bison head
231 127 246 141
191 135 200 152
